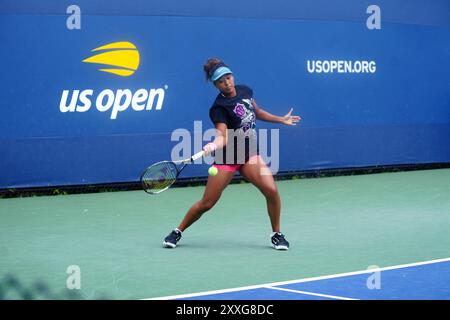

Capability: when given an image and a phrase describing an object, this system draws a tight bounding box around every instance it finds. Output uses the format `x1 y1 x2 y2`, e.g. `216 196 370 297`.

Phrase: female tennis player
163 58 300 250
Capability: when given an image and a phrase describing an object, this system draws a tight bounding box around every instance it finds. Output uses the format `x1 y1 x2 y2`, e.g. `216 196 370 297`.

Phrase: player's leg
239 156 280 231
178 168 235 231
163 168 235 248
239 155 289 250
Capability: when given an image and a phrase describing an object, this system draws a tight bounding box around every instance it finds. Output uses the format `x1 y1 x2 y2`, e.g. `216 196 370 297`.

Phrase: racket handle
190 150 205 162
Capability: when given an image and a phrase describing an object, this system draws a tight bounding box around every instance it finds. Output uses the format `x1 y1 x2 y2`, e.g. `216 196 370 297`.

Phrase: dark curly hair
203 57 228 81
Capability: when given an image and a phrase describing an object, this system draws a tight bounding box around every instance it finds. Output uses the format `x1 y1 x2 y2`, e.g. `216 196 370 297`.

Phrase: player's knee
200 198 218 212
262 185 279 200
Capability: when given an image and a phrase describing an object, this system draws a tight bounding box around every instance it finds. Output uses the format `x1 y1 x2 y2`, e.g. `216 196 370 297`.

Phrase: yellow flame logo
82 42 140 77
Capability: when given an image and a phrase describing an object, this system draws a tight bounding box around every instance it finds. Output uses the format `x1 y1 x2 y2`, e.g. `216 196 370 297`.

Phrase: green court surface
1 169 449 299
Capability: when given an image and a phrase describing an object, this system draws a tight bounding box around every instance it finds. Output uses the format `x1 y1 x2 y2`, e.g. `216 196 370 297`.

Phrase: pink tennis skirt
212 155 262 172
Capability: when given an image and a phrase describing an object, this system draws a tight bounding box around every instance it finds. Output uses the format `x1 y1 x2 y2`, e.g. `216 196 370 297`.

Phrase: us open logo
59 41 166 119
82 41 140 77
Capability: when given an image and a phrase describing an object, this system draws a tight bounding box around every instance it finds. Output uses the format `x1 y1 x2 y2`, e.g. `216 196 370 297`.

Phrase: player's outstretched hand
281 108 301 126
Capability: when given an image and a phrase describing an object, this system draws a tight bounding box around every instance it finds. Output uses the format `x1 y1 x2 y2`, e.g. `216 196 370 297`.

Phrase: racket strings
142 162 178 193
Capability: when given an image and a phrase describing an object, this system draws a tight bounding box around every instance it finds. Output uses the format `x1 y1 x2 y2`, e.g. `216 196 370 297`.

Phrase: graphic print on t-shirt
233 98 256 135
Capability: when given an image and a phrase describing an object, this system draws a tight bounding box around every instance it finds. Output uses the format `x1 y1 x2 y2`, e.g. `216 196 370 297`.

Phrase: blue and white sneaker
271 232 289 250
163 229 182 248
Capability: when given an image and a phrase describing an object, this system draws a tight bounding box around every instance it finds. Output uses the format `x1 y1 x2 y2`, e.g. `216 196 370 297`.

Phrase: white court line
265 286 358 301
146 257 450 300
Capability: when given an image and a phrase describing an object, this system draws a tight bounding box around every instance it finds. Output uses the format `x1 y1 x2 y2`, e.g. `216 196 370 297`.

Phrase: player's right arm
203 123 228 155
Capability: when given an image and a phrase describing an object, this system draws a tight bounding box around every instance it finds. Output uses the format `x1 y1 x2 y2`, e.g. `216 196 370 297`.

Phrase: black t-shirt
209 85 258 165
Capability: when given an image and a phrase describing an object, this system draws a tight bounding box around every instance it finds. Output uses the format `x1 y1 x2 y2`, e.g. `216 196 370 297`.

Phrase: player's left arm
252 99 301 126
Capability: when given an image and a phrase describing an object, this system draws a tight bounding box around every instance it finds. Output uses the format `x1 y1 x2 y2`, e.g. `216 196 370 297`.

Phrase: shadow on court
0 274 109 300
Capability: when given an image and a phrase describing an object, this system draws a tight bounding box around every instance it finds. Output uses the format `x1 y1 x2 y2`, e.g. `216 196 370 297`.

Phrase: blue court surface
151 258 450 300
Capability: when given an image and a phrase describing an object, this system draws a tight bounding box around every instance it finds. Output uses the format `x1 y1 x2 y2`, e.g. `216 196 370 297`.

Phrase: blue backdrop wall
1 0 449 188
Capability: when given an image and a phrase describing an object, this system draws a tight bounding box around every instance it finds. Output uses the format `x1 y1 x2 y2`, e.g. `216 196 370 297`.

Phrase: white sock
271 232 281 237
175 228 183 234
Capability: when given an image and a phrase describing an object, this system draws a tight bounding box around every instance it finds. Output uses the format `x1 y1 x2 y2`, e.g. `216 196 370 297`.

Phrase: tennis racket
140 150 205 194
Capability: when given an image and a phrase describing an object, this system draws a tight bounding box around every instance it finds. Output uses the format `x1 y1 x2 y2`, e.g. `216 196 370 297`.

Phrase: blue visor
211 66 232 81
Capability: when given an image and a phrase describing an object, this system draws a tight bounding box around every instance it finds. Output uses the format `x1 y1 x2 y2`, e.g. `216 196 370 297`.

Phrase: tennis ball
208 166 218 176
